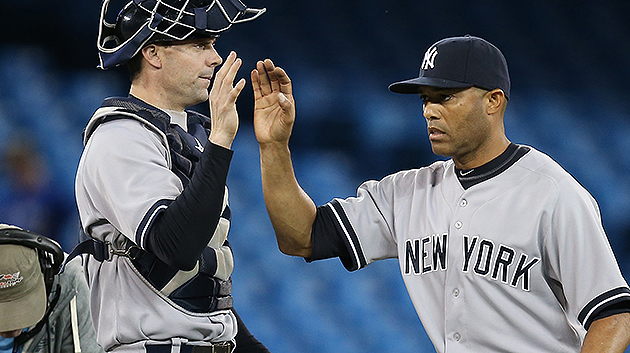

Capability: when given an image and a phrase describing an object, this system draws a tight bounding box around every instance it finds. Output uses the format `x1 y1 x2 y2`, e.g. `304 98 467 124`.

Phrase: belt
145 341 234 353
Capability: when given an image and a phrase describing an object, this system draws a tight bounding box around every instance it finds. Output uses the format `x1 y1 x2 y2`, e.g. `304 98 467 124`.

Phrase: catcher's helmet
97 0 266 70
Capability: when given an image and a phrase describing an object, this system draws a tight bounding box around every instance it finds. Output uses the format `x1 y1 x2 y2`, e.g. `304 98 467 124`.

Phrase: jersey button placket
446 195 468 349
445 239 464 347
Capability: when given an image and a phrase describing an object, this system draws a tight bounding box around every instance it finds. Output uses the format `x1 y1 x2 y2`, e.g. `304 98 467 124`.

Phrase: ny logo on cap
421 46 438 70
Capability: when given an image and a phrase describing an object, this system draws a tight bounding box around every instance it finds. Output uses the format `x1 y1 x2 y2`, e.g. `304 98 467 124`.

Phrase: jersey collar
454 143 530 189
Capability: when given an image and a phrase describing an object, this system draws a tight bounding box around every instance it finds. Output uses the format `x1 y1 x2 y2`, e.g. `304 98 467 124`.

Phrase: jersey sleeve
543 175 630 330
76 119 183 245
310 178 398 271
145 142 232 270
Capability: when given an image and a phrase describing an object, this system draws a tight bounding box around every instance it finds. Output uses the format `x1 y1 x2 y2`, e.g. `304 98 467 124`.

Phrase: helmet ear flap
115 3 150 46
97 0 121 50
100 21 121 50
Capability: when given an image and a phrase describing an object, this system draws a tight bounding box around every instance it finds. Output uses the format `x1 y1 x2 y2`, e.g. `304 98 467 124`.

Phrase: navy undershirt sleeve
308 205 354 268
145 142 232 270
589 301 630 326
585 299 630 330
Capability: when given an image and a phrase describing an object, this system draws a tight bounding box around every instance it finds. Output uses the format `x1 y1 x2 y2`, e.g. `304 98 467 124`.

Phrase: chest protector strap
68 96 232 313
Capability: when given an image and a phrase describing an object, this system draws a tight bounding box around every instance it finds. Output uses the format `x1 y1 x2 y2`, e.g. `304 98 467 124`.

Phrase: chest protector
73 96 232 313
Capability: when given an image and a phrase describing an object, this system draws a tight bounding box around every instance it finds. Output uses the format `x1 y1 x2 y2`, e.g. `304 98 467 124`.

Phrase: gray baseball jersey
75 100 236 351
310 143 630 352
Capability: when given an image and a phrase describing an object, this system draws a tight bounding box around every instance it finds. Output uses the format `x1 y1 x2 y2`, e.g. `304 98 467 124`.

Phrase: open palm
251 59 296 146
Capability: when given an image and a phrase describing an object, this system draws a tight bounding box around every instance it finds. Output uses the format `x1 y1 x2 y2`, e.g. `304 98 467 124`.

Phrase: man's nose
206 47 223 67
423 102 439 120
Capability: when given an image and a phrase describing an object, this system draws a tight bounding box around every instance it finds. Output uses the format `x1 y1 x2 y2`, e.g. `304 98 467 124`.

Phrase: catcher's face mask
97 0 266 69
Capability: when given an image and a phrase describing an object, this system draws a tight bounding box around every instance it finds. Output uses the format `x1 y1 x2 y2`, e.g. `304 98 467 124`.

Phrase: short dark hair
126 42 173 82
127 53 143 82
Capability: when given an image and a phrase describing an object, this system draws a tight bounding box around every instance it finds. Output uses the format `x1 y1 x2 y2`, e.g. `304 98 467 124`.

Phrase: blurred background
1 0 630 352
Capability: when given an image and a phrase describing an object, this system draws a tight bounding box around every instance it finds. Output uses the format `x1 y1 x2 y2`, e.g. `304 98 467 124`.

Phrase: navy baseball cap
388 35 511 99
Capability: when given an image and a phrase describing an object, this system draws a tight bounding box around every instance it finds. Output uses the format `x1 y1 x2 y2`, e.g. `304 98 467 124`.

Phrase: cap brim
388 76 473 94
0 276 47 332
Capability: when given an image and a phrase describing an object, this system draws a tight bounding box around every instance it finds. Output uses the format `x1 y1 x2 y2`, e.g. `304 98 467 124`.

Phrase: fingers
251 68 263 101
255 60 273 96
263 59 281 92
252 59 292 97
275 67 293 96
231 78 246 101
212 51 235 88
211 51 242 96
277 92 292 112
223 55 242 92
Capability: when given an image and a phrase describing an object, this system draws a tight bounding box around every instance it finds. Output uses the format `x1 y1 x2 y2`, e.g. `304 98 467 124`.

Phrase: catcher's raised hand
209 51 246 149
251 59 295 146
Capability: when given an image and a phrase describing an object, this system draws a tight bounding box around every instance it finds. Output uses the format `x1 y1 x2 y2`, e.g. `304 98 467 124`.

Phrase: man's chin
187 95 210 108
0 329 23 338
430 144 451 158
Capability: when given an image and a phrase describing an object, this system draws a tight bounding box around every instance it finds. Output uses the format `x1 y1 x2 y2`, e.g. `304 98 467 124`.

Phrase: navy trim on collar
455 143 530 189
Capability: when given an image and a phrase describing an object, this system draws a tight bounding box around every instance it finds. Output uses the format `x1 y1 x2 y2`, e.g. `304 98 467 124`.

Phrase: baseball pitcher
251 35 630 352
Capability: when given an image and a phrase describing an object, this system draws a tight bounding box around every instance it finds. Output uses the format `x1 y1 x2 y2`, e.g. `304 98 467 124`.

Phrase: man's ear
485 88 506 115
141 44 162 69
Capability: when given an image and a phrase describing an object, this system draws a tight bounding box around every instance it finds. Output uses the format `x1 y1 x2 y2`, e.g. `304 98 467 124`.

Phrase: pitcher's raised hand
251 59 295 146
